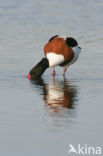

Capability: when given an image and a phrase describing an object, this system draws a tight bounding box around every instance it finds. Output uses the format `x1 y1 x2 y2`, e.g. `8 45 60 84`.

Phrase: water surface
0 0 103 155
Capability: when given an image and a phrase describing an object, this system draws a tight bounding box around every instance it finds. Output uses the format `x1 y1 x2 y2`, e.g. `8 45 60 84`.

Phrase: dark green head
28 58 49 80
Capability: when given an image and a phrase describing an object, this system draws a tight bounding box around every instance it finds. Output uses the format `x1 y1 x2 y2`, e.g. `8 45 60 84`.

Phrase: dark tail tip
28 58 49 80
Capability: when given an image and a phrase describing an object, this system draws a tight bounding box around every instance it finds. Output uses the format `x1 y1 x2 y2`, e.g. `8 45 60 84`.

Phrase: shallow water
0 0 103 155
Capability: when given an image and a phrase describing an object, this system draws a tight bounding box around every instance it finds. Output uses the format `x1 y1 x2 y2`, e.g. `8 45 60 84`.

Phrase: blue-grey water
0 0 103 155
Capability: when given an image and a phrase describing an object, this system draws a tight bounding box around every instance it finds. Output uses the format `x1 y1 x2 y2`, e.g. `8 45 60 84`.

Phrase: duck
28 35 81 79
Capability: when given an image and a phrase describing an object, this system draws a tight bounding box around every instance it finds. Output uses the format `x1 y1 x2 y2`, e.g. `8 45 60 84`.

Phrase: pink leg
63 67 67 76
51 67 55 75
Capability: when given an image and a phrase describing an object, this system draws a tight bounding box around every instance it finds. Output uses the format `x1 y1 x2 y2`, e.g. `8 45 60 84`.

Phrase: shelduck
28 35 81 79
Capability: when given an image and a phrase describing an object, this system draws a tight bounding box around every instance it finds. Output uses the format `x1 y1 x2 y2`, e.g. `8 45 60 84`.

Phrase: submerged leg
63 67 67 76
51 67 55 75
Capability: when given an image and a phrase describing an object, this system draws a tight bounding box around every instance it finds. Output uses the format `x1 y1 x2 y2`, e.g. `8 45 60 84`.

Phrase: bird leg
51 67 55 75
63 67 67 76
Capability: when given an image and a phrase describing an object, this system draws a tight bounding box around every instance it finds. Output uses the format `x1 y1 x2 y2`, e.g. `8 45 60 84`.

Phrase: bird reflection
30 76 78 118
